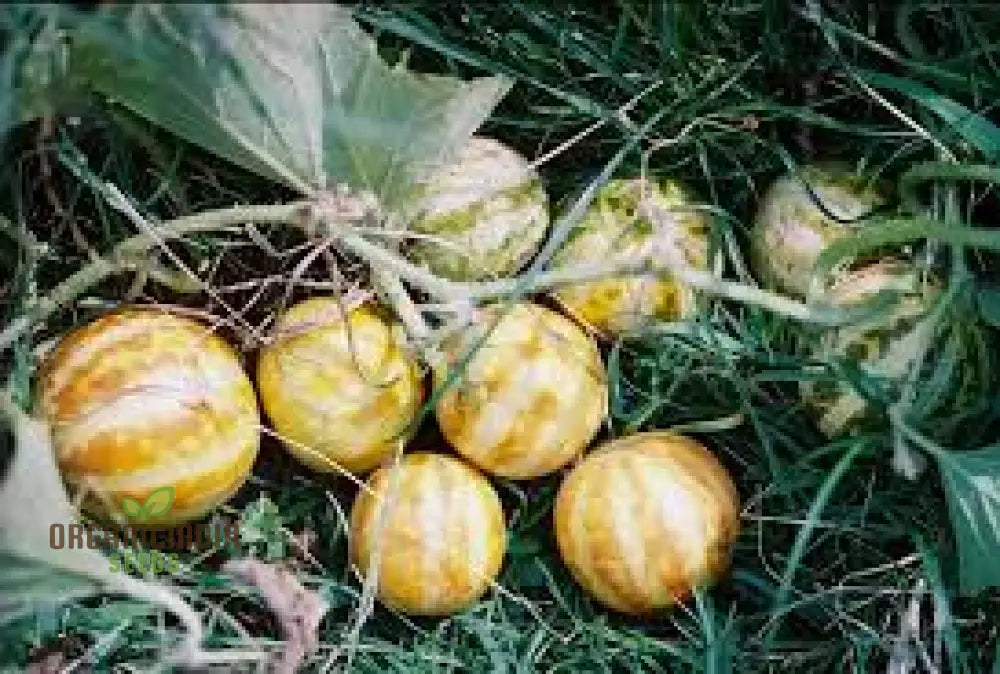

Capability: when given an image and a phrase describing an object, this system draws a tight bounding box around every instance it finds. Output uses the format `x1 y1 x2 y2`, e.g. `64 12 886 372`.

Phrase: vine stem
452 261 853 325
0 202 305 352
326 219 856 326
2 192 864 360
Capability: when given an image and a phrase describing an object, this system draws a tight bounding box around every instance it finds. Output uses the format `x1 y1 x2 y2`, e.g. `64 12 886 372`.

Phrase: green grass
3 1 1000 671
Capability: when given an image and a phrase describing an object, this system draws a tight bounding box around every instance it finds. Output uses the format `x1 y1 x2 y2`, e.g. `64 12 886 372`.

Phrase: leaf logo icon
121 486 175 522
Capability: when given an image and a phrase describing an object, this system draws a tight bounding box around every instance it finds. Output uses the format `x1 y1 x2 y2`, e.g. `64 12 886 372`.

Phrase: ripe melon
406 136 549 281
751 164 884 298
550 178 711 336
434 302 607 479
34 308 260 525
256 297 424 474
554 432 740 614
349 452 506 616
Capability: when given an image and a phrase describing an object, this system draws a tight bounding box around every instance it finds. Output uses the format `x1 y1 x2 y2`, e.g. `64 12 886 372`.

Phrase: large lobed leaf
0 404 105 624
936 444 1000 595
0 400 200 650
70 3 512 207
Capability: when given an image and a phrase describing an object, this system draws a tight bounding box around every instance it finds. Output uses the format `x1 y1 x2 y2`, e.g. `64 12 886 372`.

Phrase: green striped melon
800 259 940 437
549 178 711 336
406 136 549 281
751 164 884 298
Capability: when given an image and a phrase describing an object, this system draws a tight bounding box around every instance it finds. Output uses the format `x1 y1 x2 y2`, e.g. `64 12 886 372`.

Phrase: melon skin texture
256 297 424 475
34 308 260 525
553 432 740 615
550 178 711 336
751 164 884 298
800 260 940 437
349 452 507 616
434 302 607 480
407 136 549 281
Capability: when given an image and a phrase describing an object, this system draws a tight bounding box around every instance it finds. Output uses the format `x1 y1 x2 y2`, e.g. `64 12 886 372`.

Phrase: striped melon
406 136 549 281
550 178 711 336
435 302 607 479
554 432 740 614
751 164 884 298
34 308 260 525
349 452 507 616
256 297 424 474
800 259 940 437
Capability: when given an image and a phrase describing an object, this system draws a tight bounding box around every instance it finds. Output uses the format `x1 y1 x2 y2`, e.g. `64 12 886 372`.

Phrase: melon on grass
751 164 885 298
349 452 506 616
800 259 940 437
406 136 550 281
256 297 424 475
553 432 740 615
434 302 607 480
34 308 260 525
550 178 711 336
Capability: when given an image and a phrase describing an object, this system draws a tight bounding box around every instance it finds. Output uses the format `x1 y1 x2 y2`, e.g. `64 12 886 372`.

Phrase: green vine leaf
69 4 511 209
0 397 206 654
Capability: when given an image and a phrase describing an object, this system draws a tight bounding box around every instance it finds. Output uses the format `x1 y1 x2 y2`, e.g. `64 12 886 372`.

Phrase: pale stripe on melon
554 432 740 614
256 297 424 474
407 136 549 281
35 308 260 525
349 453 506 616
435 302 607 479
549 177 711 336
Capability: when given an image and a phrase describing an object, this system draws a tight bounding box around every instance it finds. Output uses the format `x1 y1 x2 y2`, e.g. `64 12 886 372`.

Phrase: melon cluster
38 142 933 617
34 136 745 618
749 163 941 437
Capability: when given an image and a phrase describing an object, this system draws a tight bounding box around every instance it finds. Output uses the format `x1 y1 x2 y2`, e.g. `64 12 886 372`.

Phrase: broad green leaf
120 497 142 519
935 444 1000 595
69 4 512 208
0 399 201 643
0 408 110 588
0 402 107 626
141 485 174 518
861 70 1000 161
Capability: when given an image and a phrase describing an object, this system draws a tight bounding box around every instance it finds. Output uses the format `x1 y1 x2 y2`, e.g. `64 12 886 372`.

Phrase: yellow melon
349 452 507 616
256 297 424 474
34 307 260 525
550 178 711 336
553 432 740 614
434 302 607 479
